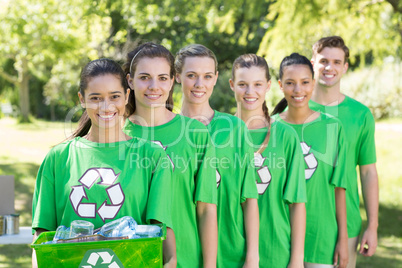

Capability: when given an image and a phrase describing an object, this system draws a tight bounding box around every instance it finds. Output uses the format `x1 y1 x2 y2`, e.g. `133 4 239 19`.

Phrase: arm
32 228 47 268
163 227 177 267
151 220 177 268
197 201 217 268
241 198 259 268
359 163 379 256
287 203 306 268
333 187 348 268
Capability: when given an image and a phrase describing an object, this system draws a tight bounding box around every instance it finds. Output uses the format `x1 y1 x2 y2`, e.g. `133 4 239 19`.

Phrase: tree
0 0 110 122
257 0 401 68
385 0 402 42
1 0 400 119
99 0 274 113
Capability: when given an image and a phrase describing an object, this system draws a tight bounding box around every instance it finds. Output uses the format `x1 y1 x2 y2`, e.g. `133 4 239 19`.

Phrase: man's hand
359 226 378 256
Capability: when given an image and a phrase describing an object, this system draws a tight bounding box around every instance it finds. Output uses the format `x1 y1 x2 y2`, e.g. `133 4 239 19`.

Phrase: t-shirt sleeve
146 148 174 228
330 122 348 190
32 150 58 234
357 111 376 165
194 129 218 205
283 129 307 204
240 126 258 202
122 118 134 137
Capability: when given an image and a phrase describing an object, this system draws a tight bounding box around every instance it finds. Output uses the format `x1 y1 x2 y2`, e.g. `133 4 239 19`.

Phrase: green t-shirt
32 137 173 234
207 111 258 268
249 121 306 268
309 96 376 237
123 114 217 268
274 113 348 264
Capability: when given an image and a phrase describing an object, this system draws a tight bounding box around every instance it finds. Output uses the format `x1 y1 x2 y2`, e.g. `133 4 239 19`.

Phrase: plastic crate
31 224 166 268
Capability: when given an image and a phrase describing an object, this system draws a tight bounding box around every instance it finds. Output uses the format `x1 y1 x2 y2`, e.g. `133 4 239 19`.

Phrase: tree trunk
50 100 56 121
385 0 402 47
18 58 30 122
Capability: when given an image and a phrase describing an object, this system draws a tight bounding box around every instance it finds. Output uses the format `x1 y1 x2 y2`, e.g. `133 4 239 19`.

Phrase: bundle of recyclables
31 216 166 268
43 216 162 244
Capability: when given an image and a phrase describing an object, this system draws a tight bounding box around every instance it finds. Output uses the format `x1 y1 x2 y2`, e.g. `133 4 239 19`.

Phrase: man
309 36 379 268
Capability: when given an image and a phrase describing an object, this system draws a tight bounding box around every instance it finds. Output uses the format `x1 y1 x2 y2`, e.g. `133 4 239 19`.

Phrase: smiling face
128 57 174 110
279 64 315 109
230 66 271 113
176 56 218 105
312 47 348 89
79 74 129 130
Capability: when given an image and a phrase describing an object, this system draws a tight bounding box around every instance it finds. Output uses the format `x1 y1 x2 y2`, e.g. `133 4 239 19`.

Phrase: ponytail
71 110 91 138
272 98 288 115
166 92 174 112
256 100 271 154
262 100 271 125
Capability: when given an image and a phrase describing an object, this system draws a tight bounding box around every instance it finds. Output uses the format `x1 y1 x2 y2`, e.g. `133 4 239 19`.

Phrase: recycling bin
31 224 166 268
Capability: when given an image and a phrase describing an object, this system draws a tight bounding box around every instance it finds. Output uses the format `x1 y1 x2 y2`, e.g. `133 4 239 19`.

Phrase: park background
0 0 401 267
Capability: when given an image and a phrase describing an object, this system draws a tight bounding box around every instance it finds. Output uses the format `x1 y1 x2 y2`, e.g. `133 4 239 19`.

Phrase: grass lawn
0 117 401 267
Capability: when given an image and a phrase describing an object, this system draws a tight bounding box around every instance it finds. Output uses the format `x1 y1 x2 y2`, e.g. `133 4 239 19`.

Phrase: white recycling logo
151 140 175 171
216 169 221 188
80 249 124 268
301 142 318 180
70 168 125 222
254 153 272 195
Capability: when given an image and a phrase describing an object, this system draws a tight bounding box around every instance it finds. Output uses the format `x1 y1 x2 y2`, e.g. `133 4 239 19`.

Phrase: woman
230 53 307 268
32 58 176 267
272 53 348 268
123 43 218 268
175 44 259 268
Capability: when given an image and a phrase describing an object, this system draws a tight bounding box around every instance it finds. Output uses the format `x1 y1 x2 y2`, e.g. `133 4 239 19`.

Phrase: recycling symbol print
301 142 318 180
79 248 124 268
216 169 221 188
69 168 125 222
254 153 272 195
151 140 175 171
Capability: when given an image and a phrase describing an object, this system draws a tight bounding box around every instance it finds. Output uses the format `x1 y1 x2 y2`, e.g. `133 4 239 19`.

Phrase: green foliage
0 0 401 120
342 61 402 119
172 85 183 113
43 60 82 120
106 0 270 68
258 0 401 68
210 70 237 114
0 0 111 120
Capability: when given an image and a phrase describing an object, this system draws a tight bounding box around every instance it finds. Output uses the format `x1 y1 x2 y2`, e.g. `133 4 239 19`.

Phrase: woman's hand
242 257 259 268
32 228 48 268
287 260 304 268
333 236 348 268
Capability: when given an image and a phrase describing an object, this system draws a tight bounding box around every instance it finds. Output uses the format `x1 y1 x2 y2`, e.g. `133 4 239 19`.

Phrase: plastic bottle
51 226 71 243
135 225 162 237
98 216 138 238
70 220 94 238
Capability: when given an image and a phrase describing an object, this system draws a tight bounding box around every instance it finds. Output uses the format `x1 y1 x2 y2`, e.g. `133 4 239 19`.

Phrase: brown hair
312 36 350 63
231 54 271 153
123 42 175 115
174 44 218 74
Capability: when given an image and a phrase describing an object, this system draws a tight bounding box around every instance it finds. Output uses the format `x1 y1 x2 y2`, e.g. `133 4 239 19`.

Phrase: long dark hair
123 42 175 115
71 58 129 138
231 54 271 153
272 53 314 115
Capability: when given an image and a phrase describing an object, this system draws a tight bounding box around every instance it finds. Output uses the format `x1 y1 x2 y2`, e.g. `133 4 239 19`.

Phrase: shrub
342 62 402 119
